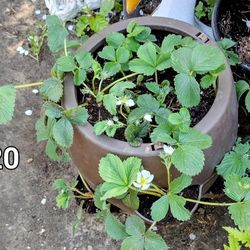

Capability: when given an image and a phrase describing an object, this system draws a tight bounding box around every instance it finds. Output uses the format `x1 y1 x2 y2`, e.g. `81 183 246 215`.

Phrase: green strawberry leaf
73 68 87 86
98 46 116 61
106 32 125 48
228 200 250 231
224 174 250 202
170 175 192 194
63 106 88 125
223 226 250 248
172 145 205 176
168 107 191 132
144 231 168 250
105 213 128 240
178 128 212 149
217 142 250 178
0 85 16 125
236 80 249 101
168 194 191 221
109 81 135 96
53 117 73 147
150 195 169 221
43 102 63 119
125 121 150 147
171 47 193 74
245 91 250 113
161 34 182 53
74 51 93 69
191 44 225 72
125 215 146 236
98 154 141 199
56 56 77 72
121 236 144 250
122 190 139 210
46 15 68 53
46 139 62 161
200 74 217 89
103 93 117 115
174 73 200 107
116 47 130 64
89 14 108 33
56 192 71 209
40 78 63 102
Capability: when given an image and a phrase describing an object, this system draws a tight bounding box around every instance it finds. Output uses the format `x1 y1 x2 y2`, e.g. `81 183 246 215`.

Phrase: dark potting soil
77 29 216 143
217 0 250 65
81 85 215 142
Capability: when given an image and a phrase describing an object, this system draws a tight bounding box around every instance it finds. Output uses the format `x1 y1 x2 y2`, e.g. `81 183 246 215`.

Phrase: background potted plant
212 0 250 72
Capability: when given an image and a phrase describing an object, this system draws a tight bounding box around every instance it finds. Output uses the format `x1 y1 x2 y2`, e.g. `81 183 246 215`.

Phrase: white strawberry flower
116 97 135 107
163 145 175 156
107 120 114 126
144 114 152 122
116 99 122 105
125 99 135 107
133 170 154 190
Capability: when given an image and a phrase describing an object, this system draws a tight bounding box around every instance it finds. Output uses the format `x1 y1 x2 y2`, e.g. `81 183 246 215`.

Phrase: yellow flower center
121 97 127 103
140 177 147 185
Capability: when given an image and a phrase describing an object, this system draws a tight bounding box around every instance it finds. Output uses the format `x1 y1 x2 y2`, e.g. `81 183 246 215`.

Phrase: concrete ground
0 1 234 250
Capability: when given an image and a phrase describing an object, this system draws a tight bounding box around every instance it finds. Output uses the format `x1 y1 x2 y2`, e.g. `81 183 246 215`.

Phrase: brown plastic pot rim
63 16 233 157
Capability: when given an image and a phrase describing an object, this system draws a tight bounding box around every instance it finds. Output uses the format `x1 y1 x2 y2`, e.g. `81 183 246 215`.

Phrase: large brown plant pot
62 17 238 216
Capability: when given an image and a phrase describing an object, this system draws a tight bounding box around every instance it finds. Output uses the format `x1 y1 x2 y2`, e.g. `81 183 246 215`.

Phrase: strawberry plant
0 15 248 249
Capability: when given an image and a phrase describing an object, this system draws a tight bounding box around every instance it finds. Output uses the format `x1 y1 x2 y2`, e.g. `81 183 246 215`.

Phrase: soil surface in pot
217 0 250 65
77 30 216 142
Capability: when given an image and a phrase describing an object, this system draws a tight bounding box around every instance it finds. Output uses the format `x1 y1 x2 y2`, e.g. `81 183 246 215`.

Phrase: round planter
62 17 238 215
212 0 250 72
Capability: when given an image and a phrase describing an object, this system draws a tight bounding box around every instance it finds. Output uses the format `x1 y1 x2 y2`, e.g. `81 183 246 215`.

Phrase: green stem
79 174 93 194
15 82 44 89
184 198 243 207
166 161 171 191
151 184 166 196
120 68 126 77
70 187 93 198
92 77 96 93
98 78 104 92
148 221 157 231
102 72 139 93
155 71 158 84
64 38 68 56
130 187 162 197
140 190 162 197
119 105 127 120
82 82 96 97
73 195 93 199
